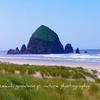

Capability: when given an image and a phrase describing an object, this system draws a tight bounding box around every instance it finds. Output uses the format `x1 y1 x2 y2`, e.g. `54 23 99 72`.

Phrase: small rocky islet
7 25 79 54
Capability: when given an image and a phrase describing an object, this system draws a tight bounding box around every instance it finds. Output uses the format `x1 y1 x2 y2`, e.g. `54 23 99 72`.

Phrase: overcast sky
0 0 100 50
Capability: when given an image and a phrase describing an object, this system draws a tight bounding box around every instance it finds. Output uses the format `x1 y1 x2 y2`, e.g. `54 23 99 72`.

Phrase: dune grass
0 72 99 100
0 63 98 81
0 63 99 100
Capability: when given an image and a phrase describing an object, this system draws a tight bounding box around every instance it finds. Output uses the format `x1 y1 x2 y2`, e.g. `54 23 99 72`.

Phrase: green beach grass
0 63 99 100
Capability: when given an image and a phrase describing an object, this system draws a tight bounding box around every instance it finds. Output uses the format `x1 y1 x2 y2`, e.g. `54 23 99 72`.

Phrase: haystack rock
27 25 64 54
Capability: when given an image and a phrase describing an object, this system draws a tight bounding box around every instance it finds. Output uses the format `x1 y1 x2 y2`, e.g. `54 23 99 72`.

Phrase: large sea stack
27 25 64 54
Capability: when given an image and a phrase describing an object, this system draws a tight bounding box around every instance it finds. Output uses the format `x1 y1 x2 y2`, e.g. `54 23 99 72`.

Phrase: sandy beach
0 58 100 79
0 58 100 71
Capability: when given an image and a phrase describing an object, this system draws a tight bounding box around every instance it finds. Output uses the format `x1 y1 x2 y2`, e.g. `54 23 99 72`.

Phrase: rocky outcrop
7 25 79 54
75 48 80 54
27 25 64 54
84 51 87 53
7 49 16 54
65 44 74 53
7 47 19 54
20 44 27 54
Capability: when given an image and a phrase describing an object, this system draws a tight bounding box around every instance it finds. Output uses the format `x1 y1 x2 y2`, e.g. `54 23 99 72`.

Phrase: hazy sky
0 0 100 50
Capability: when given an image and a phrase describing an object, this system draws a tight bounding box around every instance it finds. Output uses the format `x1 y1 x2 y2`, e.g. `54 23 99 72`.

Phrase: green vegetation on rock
33 25 58 42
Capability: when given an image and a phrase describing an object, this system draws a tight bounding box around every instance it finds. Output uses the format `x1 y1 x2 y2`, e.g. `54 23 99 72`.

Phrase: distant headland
7 25 80 54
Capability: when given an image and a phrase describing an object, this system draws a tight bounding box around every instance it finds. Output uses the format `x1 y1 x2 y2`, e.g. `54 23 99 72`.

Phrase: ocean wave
0 54 100 63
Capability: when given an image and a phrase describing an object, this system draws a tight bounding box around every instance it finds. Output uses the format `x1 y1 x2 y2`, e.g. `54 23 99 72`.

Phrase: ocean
0 49 100 64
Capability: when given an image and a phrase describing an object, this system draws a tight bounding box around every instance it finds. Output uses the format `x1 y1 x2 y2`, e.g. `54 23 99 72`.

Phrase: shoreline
0 58 100 70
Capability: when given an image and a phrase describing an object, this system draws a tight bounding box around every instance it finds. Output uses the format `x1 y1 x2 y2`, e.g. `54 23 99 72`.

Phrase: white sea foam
0 53 100 63
69 54 100 59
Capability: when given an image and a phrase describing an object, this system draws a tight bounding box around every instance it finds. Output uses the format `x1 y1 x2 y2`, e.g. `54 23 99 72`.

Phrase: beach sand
1 58 100 77
0 58 100 70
